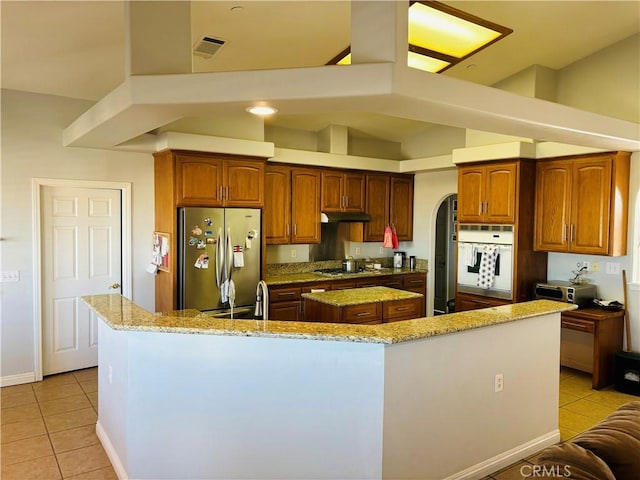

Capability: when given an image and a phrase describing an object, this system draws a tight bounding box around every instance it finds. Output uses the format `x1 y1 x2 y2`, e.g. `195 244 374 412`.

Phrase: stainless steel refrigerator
178 207 261 317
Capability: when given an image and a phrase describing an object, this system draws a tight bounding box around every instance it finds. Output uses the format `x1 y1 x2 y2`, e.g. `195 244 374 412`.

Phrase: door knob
109 282 121 289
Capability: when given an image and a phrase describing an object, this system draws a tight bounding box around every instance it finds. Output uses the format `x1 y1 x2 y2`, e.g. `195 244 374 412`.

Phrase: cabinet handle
286 224 290 236
219 185 223 201
570 224 575 243
562 321 589 331
293 224 297 236
345 196 349 208
356 312 371 317
395 306 410 311
279 292 296 297
484 201 489 214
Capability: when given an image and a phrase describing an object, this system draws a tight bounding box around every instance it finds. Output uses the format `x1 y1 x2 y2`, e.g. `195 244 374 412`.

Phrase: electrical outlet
0 270 20 283
494 373 504 392
290 249 297 258
355 247 361 255
591 262 599 273
582 261 590 271
606 262 620 275
379 247 384 254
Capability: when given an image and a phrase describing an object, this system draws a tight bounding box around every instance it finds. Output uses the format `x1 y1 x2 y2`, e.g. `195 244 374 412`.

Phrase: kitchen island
84 294 575 480
303 286 422 324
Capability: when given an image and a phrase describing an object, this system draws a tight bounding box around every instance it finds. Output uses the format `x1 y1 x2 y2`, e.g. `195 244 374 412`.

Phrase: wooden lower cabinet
303 297 421 325
383 297 421 322
455 292 511 312
268 272 427 321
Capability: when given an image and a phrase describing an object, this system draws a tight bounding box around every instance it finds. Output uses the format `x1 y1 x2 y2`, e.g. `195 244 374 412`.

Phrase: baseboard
443 430 561 480
1 371 36 387
96 421 128 480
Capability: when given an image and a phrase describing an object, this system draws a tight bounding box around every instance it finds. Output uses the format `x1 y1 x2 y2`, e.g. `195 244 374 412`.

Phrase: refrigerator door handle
225 227 233 281
215 227 223 288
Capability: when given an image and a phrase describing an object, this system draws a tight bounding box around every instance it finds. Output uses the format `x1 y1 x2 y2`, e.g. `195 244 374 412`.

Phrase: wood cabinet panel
270 301 301 321
390 175 414 241
455 292 510 312
364 174 390 242
175 154 264 208
225 160 264 207
383 298 421 322
534 152 630 256
291 168 321 244
457 162 516 224
265 165 291 244
343 303 382 323
321 171 365 213
176 156 223 207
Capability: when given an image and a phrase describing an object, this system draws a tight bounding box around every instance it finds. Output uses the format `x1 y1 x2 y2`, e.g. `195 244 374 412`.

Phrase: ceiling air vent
193 36 225 59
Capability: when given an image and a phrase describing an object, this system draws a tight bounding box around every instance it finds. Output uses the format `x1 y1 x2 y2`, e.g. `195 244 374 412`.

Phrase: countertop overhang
82 294 577 345
302 286 422 306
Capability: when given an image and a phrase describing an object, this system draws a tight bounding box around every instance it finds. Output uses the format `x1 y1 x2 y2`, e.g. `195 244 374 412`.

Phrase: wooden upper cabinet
291 168 321 244
175 153 264 208
534 160 572 252
457 161 517 224
265 165 292 245
535 152 630 256
225 160 264 207
321 171 365 213
176 155 224 207
390 175 414 241
364 174 390 242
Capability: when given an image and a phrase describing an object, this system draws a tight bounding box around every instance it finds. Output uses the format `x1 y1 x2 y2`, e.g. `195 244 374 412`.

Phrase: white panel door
42 186 122 375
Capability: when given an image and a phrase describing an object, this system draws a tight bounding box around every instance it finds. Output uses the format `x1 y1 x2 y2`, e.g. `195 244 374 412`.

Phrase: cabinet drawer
561 318 595 333
269 287 301 302
343 303 382 323
381 279 403 289
384 298 420 322
331 281 358 291
355 278 380 288
403 275 426 289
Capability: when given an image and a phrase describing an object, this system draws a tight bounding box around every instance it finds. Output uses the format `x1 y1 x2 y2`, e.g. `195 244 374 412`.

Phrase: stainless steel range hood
320 212 371 223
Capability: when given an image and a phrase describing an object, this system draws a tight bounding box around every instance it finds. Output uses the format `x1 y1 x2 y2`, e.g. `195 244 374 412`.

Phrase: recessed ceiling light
245 105 278 116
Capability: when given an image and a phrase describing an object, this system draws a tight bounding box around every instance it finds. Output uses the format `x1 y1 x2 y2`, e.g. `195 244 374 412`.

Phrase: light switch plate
0 270 20 282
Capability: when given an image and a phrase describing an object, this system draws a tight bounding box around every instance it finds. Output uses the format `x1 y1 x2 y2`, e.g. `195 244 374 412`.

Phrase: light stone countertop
82 294 577 345
266 267 427 286
302 286 422 306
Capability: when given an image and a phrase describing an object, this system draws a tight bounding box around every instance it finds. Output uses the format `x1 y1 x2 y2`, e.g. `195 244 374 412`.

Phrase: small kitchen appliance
534 280 597 307
393 251 405 269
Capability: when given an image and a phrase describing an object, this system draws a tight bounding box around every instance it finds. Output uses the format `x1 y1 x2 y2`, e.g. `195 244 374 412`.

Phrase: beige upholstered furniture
536 401 640 480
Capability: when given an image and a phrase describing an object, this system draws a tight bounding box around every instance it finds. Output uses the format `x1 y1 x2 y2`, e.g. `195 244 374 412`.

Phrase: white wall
0 89 155 381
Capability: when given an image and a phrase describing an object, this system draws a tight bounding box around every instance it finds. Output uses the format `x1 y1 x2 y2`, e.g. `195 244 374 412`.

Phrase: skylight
328 1 512 73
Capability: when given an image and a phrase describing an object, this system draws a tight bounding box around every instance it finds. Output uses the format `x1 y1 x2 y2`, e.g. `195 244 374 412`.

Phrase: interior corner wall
409 169 458 315
556 33 640 123
0 89 155 380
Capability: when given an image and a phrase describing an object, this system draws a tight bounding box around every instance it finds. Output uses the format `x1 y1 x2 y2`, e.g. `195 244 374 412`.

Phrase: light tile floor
481 366 639 480
1 366 637 479
1 367 116 479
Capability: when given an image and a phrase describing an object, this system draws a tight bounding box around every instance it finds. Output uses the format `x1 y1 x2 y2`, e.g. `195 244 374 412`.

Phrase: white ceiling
2 1 639 144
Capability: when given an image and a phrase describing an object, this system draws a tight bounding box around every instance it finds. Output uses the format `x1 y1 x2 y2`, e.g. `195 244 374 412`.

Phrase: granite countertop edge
82 295 577 345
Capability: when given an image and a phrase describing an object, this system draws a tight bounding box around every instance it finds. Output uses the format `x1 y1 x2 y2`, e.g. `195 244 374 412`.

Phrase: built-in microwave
456 225 514 300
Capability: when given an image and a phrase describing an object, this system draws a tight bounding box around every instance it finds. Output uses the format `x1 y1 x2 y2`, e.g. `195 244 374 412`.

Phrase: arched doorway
434 194 457 314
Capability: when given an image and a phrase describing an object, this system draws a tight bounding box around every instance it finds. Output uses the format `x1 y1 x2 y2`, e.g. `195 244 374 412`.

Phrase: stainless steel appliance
393 251 405 268
535 281 597 307
457 225 514 300
178 207 261 317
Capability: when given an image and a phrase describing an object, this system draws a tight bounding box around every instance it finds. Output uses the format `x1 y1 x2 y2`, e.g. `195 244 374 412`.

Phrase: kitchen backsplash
265 257 428 275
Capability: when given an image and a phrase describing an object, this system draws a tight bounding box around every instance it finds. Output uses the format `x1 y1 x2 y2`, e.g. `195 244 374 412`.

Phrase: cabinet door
175 155 223 207
390 175 414 240
269 301 301 321
224 160 264 207
364 174 390 242
321 171 344 212
455 292 510 312
291 168 321 244
485 163 516 223
534 160 572 252
570 157 612 255
457 166 484 223
344 173 365 213
265 165 291 244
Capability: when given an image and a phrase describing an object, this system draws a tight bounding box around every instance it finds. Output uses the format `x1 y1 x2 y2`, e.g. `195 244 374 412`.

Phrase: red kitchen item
383 224 393 248
391 224 399 249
